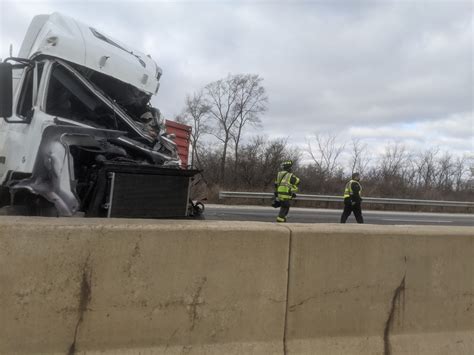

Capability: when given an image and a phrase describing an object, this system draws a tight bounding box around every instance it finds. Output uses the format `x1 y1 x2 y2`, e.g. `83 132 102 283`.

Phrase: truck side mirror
0 62 13 118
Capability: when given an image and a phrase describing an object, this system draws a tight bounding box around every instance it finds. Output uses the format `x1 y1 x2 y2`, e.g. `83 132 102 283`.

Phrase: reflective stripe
343 181 351 198
292 176 300 192
275 171 288 184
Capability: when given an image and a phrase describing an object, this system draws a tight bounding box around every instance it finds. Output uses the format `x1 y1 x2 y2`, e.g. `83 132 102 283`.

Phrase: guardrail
219 191 474 208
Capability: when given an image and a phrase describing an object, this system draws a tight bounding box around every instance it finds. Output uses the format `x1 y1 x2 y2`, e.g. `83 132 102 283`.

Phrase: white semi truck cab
0 13 201 218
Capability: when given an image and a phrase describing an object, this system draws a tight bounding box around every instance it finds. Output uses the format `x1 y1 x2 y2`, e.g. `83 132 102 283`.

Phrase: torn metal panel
45 60 180 165
47 60 157 143
11 126 123 216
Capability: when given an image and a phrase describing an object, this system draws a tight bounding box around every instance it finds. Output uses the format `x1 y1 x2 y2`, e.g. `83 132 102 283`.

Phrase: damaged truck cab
0 13 201 218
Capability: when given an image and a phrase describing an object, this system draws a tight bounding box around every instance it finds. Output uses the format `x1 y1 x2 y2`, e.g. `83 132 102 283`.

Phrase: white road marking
381 218 452 223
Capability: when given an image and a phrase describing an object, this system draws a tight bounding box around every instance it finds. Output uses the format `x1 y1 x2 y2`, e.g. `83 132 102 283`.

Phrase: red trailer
165 120 192 169
164 120 204 216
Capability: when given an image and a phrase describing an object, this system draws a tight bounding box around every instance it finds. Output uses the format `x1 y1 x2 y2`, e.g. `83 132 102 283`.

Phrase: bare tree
230 74 268 167
452 156 468 191
376 142 415 196
204 74 267 185
379 142 409 178
414 147 438 189
436 152 455 190
307 133 345 179
204 75 242 184
233 136 297 190
349 138 370 175
181 90 211 168
233 136 267 189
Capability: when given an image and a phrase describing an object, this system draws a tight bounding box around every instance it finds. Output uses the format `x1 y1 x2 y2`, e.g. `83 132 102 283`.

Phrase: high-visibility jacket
343 179 362 201
275 171 300 201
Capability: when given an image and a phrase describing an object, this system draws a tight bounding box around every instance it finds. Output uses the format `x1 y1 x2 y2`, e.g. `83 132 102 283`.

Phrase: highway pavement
204 204 474 226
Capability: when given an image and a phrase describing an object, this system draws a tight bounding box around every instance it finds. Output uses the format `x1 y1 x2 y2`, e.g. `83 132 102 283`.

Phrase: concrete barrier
0 217 290 354
285 224 474 355
0 218 473 354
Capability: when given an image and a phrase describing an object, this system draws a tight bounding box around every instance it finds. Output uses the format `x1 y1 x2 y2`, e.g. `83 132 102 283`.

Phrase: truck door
0 62 47 182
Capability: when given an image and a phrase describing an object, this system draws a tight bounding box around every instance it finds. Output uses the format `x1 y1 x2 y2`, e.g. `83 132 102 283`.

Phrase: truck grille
84 162 198 218
108 172 190 218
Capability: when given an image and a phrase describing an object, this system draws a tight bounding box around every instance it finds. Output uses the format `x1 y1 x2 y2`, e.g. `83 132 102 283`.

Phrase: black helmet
281 160 293 171
352 172 360 180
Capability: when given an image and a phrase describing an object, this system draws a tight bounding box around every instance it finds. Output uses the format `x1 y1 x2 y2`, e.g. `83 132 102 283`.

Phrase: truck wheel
194 201 205 215
188 201 205 219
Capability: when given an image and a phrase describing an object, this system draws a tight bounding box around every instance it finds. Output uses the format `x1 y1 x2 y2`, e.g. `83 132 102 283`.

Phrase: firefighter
274 160 300 223
340 172 364 223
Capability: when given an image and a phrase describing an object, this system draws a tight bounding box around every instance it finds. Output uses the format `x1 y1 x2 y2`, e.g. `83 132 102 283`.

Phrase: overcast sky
1 0 472 165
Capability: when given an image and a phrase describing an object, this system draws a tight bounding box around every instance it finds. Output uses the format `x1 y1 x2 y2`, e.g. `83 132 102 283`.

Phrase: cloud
344 110 473 157
0 0 472 161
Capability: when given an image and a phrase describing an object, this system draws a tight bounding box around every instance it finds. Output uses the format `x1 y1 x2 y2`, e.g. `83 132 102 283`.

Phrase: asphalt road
204 204 474 226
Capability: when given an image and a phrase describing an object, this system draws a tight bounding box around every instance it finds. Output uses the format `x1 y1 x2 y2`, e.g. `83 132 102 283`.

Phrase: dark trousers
340 202 364 223
278 200 291 220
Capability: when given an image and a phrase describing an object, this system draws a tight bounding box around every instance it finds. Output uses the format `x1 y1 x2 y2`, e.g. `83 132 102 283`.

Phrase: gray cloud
1 0 472 158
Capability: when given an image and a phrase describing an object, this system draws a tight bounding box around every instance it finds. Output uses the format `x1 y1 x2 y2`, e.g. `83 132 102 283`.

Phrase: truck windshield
46 64 125 130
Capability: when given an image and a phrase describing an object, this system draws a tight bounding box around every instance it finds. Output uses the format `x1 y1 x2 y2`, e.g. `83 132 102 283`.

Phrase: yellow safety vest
275 171 300 201
343 180 362 198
